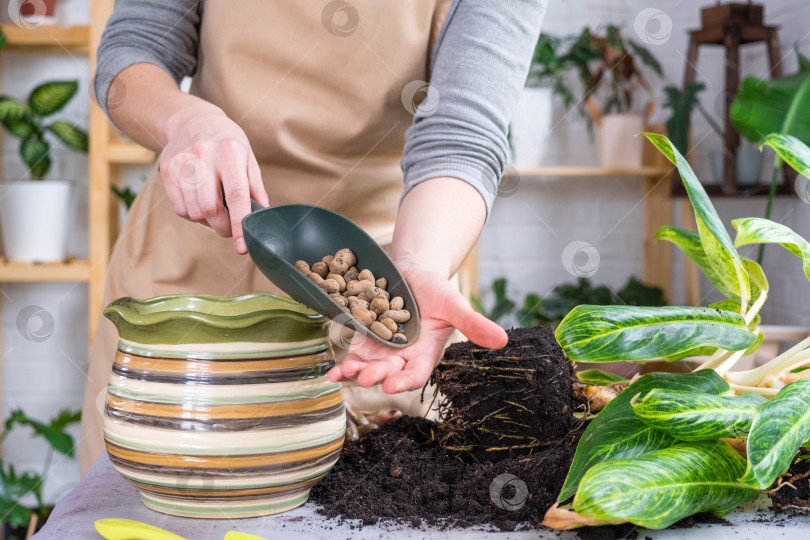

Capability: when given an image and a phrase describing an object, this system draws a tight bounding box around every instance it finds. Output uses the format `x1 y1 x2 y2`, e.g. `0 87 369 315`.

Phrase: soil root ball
311 327 586 531
431 326 579 458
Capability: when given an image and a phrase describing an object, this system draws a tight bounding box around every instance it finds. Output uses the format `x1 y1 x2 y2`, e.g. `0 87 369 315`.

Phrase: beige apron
80 0 452 474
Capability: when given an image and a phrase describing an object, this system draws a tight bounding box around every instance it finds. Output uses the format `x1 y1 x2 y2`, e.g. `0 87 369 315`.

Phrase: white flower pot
0 181 75 262
595 113 645 169
510 87 553 168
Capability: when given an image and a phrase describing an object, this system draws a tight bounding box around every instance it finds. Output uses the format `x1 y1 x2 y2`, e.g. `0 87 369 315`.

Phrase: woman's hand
159 102 270 254
327 268 508 393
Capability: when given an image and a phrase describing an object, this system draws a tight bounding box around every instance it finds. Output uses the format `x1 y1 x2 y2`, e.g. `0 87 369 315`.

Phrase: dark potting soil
310 326 586 531
770 448 810 510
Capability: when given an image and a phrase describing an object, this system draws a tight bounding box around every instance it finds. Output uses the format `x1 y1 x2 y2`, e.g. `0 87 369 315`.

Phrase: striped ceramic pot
101 293 345 519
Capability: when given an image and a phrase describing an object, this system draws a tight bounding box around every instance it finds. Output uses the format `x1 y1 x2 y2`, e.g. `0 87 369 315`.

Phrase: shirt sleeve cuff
401 155 499 219
94 46 185 119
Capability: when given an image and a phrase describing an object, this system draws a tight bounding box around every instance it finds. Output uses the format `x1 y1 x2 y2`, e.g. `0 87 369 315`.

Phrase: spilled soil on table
310 326 586 531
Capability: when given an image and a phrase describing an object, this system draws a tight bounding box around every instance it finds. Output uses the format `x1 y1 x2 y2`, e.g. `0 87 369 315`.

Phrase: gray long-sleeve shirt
95 0 547 214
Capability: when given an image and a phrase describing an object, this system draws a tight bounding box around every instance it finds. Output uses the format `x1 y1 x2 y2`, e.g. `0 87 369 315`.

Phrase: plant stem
713 349 748 378
744 291 768 326
727 381 779 397
758 160 782 263
758 72 810 262
726 335 810 387
696 348 736 371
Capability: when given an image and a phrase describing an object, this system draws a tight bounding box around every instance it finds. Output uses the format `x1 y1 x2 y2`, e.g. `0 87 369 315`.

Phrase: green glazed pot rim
104 292 327 330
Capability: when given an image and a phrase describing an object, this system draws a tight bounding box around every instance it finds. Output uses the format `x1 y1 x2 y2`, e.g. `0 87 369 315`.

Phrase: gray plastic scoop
232 197 419 348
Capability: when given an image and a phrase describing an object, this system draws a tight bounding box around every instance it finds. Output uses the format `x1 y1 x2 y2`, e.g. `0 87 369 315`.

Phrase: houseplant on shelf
0 80 88 262
568 25 663 168
510 33 574 168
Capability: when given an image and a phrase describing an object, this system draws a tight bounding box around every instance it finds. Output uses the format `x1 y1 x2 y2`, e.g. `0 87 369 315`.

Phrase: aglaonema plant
543 132 810 530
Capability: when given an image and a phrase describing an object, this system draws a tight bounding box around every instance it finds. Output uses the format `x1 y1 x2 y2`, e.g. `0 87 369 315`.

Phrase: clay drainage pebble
295 249 409 344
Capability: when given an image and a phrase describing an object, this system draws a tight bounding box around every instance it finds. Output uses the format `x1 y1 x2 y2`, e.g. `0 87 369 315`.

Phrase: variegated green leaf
47 121 88 152
28 80 78 117
20 137 50 179
760 133 810 177
20 137 48 167
577 369 629 385
558 370 730 502
656 226 738 299
556 305 757 363
643 133 749 304
656 227 768 301
742 257 769 296
0 97 27 120
632 389 766 441
29 154 51 179
733 217 810 281
573 441 759 529
743 378 810 489
709 300 761 330
2 118 37 139
662 346 718 362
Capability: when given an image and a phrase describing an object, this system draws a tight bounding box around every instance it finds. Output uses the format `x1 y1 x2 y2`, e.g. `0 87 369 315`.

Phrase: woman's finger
247 152 269 208
356 356 404 387
197 169 232 237
218 139 251 252
443 290 508 349
158 161 189 219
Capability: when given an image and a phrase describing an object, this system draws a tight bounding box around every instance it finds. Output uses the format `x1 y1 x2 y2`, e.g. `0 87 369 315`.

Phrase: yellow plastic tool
94 519 269 540
94 519 187 540
223 533 268 540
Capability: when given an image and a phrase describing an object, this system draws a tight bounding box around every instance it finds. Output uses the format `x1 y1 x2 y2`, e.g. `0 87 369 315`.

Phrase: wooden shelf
512 166 672 177
107 142 156 164
0 259 91 282
1 24 89 53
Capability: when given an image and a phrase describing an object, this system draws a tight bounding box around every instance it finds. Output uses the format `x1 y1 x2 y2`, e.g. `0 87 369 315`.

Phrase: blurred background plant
1 409 81 539
472 276 666 328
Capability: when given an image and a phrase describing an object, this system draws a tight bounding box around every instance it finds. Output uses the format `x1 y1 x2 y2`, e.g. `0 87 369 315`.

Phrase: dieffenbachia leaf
47 121 88 152
0 97 27 121
743 378 810 489
760 133 810 177
556 305 757 363
28 80 78 117
642 133 749 305
732 217 810 282
656 226 738 299
558 370 730 502
573 441 759 529
656 227 769 302
576 369 629 385
742 257 769 297
632 390 766 441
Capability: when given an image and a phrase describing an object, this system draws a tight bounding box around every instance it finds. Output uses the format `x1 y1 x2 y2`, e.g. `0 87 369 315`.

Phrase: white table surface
32 453 810 540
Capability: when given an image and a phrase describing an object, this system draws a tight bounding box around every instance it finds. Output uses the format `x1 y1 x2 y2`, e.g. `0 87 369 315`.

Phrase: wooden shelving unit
1 23 89 53
107 141 156 164
0 259 92 282
0 8 155 341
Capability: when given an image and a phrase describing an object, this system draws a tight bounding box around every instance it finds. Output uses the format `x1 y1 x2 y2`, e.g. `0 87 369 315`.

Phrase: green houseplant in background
1 408 81 539
0 80 88 262
472 276 665 328
566 24 662 168
542 132 810 530
662 82 705 156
